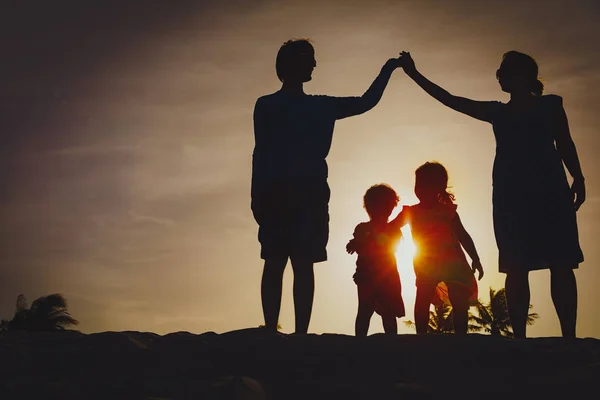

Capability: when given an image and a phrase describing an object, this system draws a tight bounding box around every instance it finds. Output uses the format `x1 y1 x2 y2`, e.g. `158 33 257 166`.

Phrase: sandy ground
1 328 599 400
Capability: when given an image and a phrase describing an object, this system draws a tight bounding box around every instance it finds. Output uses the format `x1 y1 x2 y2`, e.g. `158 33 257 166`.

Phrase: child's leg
447 283 470 336
414 283 437 335
355 285 375 336
381 314 397 335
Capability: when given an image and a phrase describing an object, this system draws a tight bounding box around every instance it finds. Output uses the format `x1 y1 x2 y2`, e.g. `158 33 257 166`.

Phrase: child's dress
351 222 406 317
404 203 478 305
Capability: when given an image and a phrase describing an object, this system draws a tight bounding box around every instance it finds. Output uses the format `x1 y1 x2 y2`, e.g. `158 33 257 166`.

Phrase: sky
1 0 599 338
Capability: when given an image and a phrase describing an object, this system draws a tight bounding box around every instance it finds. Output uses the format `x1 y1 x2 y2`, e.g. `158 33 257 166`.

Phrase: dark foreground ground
1 328 599 400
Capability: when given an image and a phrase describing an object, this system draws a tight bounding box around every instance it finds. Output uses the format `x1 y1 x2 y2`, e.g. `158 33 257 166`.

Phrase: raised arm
553 96 586 210
389 207 408 230
400 51 497 123
451 212 484 280
335 57 401 119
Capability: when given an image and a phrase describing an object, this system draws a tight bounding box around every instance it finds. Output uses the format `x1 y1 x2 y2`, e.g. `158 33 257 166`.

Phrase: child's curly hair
363 183 400 219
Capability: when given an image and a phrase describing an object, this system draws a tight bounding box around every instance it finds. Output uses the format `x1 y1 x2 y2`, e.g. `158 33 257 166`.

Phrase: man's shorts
251 180 330 263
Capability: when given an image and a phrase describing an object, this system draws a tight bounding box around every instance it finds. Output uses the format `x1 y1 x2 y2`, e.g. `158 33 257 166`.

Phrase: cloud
50 145 142 157
129 211 176 227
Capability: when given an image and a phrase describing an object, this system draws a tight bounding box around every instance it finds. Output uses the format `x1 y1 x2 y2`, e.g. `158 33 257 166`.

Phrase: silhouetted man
252 39 401 334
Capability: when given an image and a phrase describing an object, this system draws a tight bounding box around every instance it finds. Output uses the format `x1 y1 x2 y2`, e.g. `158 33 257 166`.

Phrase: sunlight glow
395 226 417 301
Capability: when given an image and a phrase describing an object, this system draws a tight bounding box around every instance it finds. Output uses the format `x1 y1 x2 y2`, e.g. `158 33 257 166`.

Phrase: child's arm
388 207 408 230
346 238 357 255
451 213 484 280
346 223 366 255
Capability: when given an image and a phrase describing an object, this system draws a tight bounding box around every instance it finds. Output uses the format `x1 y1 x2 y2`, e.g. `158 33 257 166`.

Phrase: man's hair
275 38 313 82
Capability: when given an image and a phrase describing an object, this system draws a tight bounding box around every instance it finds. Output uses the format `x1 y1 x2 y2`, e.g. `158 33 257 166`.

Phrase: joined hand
383 57 403 72
398 51 416 74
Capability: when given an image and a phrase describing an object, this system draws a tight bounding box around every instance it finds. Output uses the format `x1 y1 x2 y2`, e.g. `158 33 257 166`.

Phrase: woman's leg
505 270 530 338
414 283 437 335
381 314 398 335
550 267 578 338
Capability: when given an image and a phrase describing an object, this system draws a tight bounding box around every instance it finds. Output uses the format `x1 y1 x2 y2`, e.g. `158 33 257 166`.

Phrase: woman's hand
399 51 416 75
572 178 586 211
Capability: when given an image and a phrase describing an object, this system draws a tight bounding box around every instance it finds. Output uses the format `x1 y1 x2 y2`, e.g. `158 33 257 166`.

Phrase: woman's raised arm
400 51 497 123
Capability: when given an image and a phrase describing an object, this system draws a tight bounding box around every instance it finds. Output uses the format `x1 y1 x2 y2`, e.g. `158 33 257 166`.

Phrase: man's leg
261 257 288 331
287 180 329 334
290 257 314 334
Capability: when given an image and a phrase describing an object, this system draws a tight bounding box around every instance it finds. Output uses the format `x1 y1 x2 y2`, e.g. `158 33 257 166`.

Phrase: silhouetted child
390 162 484 335
346 184 406 336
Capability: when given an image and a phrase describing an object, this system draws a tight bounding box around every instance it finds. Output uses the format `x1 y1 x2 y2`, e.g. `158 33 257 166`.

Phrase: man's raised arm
335 57 401 120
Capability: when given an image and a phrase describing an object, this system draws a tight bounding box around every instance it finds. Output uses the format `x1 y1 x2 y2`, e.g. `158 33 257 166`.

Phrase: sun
395 226 417 299
397 228 417 258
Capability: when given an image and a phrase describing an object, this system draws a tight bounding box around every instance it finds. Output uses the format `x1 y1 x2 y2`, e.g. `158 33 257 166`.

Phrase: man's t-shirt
251 90 368 194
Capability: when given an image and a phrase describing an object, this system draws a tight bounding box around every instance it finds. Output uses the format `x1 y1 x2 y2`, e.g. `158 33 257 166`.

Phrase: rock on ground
1 328 599 400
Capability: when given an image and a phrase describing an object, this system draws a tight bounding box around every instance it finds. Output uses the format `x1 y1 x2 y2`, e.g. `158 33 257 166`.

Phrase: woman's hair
415 162 455 205
275 38 313 82
497 50 544 96
363 183 400 219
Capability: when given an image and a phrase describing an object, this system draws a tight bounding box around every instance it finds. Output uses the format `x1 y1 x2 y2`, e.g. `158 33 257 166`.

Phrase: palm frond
488 287 497 302
501 328 514 338
403 286 539 336
16 294 28 313
526 312 539 325
31 294 68 311
469 316 487 325
48 314 79 327
7 293 77 332
490 289 510 321
468 286 539 336
474 301 492 324
0 319 10 332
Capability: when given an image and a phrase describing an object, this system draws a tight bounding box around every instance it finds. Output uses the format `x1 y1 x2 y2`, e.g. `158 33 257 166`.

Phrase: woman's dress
490 95 584 272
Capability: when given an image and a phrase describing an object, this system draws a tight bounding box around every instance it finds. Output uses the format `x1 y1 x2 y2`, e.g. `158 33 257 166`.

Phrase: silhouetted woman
398 50 585 338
